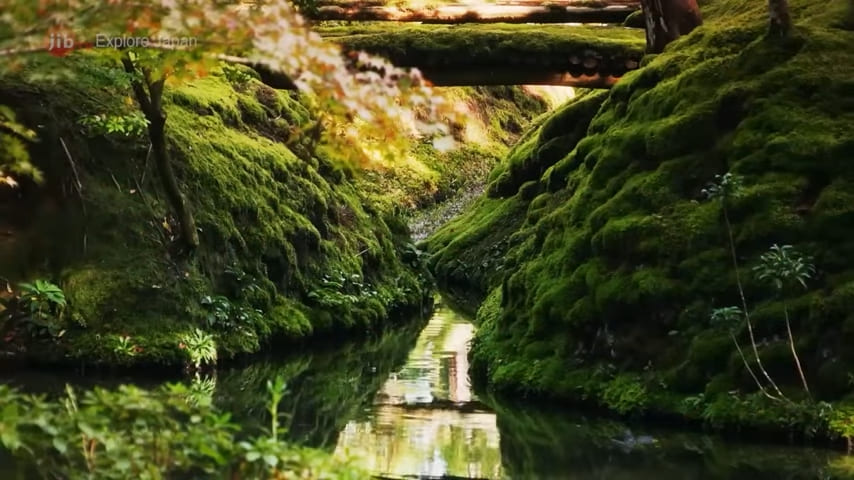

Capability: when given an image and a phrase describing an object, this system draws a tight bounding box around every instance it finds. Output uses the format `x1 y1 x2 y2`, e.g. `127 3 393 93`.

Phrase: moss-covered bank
0 54 442 367
426 0 854 442
425 90 607 309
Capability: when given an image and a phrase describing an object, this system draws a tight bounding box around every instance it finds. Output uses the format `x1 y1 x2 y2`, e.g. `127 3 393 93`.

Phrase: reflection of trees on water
489 396 844 480
213 317 426 449
336 408 504 478
376 308 475 406
335 306 504 478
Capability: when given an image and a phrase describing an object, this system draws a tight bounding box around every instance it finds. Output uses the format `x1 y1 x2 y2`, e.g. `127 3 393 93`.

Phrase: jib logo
47 29 75 57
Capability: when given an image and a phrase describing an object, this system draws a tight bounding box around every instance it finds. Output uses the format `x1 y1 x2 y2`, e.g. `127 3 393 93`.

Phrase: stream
0 299 849 479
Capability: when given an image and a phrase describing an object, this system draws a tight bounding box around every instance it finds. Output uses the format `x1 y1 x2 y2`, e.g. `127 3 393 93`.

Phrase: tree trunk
640 0 703 53
122 55 199 251
768 0 792 36
146 110 200 250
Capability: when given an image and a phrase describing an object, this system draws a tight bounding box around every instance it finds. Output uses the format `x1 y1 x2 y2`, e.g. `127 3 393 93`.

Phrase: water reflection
333 303 849 480
335 305 504 478
212 317 427 448
492 399 845 479
1 302 851 480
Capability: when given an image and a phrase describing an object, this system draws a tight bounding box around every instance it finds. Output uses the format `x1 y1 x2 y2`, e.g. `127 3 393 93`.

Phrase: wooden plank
418 67 619 87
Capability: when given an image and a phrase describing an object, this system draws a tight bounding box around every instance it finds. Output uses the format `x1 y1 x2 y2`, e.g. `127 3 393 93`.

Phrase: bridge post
640 0 702 53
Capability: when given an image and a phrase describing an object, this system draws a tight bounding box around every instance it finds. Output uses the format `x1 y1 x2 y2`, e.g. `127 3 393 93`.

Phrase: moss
623 10 645 29
426 0 854 427
487 91 607 198
316 23 645 68
0 55 432 366
424 195 528 300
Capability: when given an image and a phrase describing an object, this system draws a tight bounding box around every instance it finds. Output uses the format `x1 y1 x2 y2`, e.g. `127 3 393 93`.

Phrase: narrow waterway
0 299 850 479
333 307 503 478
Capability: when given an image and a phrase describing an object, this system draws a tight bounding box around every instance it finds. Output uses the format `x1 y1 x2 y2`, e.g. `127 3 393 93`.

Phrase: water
0 299 851 479
333 308 504 478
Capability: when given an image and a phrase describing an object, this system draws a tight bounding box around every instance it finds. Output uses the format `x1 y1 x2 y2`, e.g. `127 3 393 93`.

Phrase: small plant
238 375 291 473
702 173 784 400
829 404 854 453
201 295 233 328
710 306 768 397
680 393 706 415
19 279 65 316
79 112 149 138
180 328 217 371
701 173 743 203
601 375 648 415
223 265 263 299
111 335 139 360
221 64 256 85
754 244 815 291
15 279 67 338
307 270 377 308
186 374 217 408
753 244 816 397
200 294 263 331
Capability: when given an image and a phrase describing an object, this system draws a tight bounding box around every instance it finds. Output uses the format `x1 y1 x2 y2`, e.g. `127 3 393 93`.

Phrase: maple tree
0 0 462 248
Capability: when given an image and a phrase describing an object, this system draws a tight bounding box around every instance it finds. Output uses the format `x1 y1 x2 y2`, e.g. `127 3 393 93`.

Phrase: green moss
316 23 645 67
487 91 607 198
623 10 645 29
0 54 431 366
425 195 528 300
427 0 854 426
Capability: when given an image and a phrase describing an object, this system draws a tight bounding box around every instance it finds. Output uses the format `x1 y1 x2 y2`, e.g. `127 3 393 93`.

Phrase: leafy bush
0 379 363 479
306 271 380 308
199 295 263 332
79 113 149 139
700 393 833 439
220 64 256 86
829 404 854 452
601 375 648 415
179 328 218 371
3 280 69 339
110 335 140 362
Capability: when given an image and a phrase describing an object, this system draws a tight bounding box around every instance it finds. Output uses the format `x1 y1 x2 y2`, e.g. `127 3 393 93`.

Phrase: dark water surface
1 300 852 479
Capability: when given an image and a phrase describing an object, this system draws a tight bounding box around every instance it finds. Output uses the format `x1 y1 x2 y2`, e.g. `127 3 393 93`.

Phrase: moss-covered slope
424 90 607 307
427 0 854 428
0 55 431 366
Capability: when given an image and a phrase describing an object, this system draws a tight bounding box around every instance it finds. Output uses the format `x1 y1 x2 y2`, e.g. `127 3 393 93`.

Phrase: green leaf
263 453 279 467
51 436 68 454
0 427 21 451
197 443 227 465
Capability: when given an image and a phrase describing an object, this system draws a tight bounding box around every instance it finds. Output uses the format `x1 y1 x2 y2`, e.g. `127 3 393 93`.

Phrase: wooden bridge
244 0 646 88
318 22 645 87
315 0 645 87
